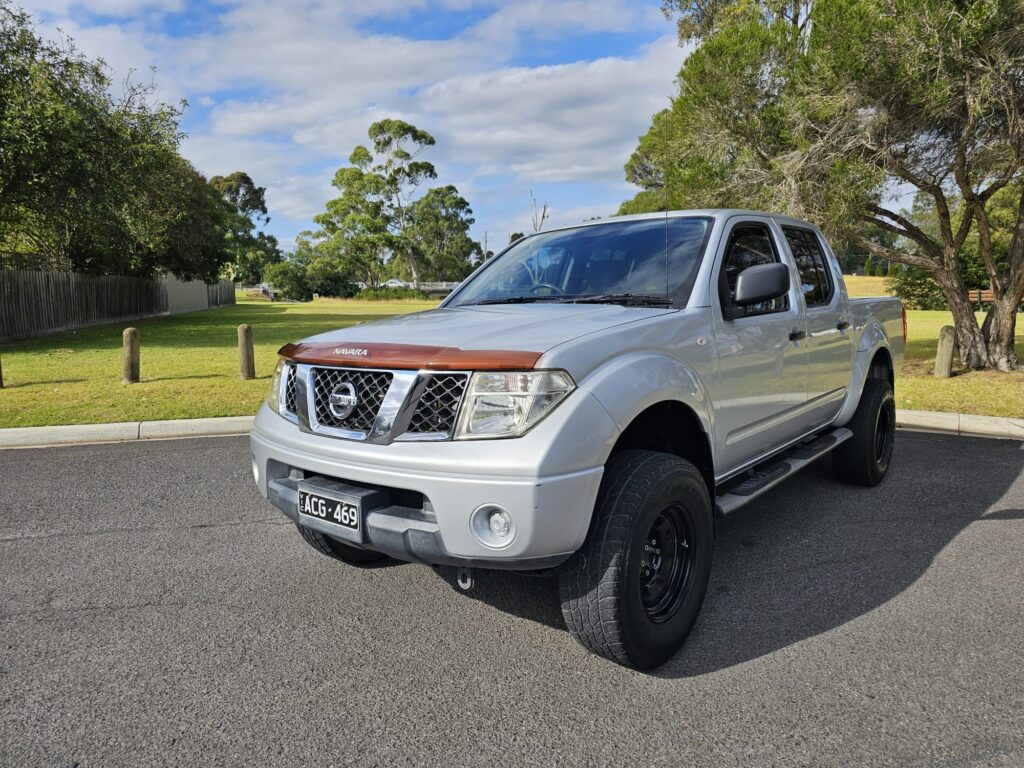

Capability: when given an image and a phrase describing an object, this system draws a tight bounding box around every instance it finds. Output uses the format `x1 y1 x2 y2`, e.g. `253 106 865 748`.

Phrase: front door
711 218 808 472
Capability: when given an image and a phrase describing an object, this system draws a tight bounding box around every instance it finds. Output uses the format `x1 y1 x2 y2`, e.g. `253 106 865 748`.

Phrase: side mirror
734 262 790 307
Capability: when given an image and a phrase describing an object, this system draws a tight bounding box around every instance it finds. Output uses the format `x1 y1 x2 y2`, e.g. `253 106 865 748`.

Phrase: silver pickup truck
250 209 905 669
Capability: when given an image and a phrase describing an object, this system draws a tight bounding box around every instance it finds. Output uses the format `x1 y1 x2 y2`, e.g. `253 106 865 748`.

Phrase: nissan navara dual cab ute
250 210 905 669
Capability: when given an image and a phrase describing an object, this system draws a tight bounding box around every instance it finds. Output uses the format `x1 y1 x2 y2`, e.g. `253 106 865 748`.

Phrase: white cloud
417 35 682 183
18 0 688 245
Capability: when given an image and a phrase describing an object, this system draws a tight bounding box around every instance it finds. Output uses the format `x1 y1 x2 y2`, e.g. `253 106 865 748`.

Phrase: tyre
558 450 714 669
833 378 896 487
296 523 387 566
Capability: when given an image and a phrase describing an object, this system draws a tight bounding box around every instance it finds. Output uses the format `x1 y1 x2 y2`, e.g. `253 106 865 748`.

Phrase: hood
280 304 676 370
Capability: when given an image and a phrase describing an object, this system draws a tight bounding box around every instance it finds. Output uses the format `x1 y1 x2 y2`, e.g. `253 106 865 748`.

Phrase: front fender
577 352 715 465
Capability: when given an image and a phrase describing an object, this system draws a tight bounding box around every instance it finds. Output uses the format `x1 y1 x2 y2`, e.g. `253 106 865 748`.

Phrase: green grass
0 296 436 428
898 310 1024 418
841 274 1024 417
843 275 892 298
0 292 1021 427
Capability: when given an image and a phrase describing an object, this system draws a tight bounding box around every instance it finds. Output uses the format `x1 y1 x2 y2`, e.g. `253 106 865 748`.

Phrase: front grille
406 374 468 435
284 364 298 414
310 368 393 433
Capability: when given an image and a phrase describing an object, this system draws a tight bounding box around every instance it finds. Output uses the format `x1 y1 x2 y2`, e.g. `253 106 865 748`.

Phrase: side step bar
715 427 853 516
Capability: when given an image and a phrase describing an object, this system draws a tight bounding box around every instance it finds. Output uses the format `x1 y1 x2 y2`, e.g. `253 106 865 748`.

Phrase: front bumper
249 389 617 569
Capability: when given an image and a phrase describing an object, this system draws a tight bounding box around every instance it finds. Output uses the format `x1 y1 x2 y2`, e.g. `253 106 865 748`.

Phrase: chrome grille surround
288 363 470 444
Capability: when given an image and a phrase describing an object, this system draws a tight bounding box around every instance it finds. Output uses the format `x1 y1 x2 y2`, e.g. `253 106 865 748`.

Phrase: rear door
711 217 808 472
780 225 852 426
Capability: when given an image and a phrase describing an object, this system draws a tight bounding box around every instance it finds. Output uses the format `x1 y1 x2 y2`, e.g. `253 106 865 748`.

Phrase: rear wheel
296 524 387 566
558 450 713 669
833 378 896 487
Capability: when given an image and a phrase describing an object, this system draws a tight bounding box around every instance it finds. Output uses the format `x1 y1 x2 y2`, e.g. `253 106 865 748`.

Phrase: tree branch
865 204 944 260
851 221 938 271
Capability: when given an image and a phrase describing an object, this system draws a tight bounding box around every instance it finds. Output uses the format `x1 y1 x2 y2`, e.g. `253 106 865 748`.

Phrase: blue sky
22 0 687 250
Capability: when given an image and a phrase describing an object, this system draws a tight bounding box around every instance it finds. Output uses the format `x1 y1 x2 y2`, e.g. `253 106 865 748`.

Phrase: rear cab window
782 226 834 307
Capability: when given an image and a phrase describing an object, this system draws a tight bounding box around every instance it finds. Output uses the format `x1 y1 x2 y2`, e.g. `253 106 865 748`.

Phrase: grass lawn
0 289 1021 427
0 296 436 428
842 275 1024 418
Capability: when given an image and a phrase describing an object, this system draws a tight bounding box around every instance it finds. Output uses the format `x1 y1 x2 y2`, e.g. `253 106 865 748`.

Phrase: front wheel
833 378 896 487
558 450 713 669
296 524 388 566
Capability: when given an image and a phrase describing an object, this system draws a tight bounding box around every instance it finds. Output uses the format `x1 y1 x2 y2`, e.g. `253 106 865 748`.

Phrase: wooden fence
0 270 234 341
207 281 235 308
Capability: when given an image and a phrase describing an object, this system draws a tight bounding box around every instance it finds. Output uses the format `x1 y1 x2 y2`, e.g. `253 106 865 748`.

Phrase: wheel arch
608 400 715 497
835 329 894 427
867 346 894 388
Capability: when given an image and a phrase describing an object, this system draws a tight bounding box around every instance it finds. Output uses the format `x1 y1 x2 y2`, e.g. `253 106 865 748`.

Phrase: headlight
454 370 575 439
267 358 286 414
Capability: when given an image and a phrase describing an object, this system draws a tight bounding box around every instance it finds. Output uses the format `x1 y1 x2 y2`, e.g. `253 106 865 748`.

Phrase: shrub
885 265 947 310
356 287 431 301
264 260 312 302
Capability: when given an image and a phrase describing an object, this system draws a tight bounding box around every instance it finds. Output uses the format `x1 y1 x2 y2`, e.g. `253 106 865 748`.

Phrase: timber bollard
123 328 140 384
238 324 256 380
934 325 955 379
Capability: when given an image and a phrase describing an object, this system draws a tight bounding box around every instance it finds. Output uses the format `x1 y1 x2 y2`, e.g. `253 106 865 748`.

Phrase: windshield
446 217 711 308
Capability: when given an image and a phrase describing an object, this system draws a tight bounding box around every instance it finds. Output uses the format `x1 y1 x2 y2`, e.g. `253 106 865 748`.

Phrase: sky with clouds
20 0 689 251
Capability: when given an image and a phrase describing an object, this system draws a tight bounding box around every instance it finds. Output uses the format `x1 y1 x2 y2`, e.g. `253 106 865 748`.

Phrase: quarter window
719 224 788 317
783 227 834 307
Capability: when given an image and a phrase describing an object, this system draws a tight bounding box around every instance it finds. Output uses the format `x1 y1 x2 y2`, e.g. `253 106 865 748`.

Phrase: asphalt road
1 432 1023 767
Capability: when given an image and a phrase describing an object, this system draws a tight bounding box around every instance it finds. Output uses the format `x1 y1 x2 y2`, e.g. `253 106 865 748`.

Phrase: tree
361 119 438 286
311 119 479 287
209 172 281 283
313 163 394 290
626 0 1024 370
264 254 312 301
0 3 235 282
407 185 480 280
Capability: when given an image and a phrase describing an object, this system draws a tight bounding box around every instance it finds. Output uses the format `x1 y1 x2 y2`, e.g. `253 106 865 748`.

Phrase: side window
719 224 789 317
783 226 834 307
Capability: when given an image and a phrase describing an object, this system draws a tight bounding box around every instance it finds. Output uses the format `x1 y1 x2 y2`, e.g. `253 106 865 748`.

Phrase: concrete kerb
0 416 255 449
1 410 1022 450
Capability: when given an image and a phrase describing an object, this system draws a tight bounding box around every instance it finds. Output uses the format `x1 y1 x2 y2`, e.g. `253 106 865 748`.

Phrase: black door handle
837 320 851 331
789 330 806 342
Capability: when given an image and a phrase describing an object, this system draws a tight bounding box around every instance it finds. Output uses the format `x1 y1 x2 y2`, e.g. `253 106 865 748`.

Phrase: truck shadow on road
440 432 1024 677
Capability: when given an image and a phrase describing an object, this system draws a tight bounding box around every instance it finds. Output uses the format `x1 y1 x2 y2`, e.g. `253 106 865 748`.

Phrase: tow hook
456 567 475 591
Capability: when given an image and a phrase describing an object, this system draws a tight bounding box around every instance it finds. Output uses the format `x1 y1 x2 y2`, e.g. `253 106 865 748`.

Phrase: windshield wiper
560 293 675 307
464 295 566 306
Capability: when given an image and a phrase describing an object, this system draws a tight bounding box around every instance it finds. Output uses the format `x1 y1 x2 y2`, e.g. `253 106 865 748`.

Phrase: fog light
488 509 512 538
470 504 517 549
251 455 259 484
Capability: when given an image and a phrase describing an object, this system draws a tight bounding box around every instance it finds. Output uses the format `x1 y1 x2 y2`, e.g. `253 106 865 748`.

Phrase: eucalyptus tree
407 185 480 280
625 0 1024 370
359 119 438 286
316 119 482 285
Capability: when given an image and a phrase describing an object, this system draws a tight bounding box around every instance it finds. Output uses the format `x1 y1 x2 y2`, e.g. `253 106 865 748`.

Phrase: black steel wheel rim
874 402 894 466
639 504 695 623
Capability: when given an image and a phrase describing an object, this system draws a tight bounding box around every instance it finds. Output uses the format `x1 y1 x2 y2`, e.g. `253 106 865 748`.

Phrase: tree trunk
934 269 989 370
981 295 1021 371
405 245 421 288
